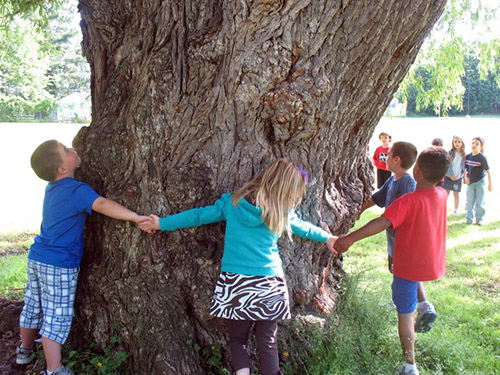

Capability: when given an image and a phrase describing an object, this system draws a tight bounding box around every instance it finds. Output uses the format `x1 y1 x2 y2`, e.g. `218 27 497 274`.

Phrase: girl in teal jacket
140 159 337 375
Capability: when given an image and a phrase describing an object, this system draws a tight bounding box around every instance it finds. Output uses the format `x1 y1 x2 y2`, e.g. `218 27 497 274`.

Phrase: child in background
140 159 337 375
16 140 151 375
442 136 466 215
359 142 437 332
373 132 392 188
431 138 443 147
335 147 451 375
464 137 493 225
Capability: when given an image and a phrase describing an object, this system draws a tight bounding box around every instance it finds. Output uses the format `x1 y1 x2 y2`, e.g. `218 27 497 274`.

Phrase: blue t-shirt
372 174 416 257
465 153 489 183
29 177 100 268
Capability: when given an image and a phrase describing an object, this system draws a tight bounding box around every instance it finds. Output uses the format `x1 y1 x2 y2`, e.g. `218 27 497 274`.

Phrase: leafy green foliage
402 54 500 116
0 0 89 121
0 0 63 32
397 0 500 116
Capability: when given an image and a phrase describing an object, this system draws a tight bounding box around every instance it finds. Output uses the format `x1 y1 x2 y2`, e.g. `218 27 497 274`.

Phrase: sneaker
15 344 34 365
452 209 459 216
415 301 437 333
399 365 420 375
466 220 473 225
53 366 74 375
476 221 483 226
40 366 74 375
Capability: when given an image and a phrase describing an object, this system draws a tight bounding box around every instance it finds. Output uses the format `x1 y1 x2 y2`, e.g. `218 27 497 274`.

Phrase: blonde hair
231 159 307 238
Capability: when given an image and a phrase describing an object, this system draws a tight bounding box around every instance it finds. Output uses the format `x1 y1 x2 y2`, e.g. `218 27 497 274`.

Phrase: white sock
417 300 428 310
404 362 417 372
46 371 54 375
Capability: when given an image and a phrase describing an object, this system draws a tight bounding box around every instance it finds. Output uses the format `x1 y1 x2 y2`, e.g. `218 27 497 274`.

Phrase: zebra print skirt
209 272 291 321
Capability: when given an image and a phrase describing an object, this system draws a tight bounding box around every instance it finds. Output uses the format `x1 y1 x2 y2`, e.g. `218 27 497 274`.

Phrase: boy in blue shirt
16 140 150 375
359 142 437 333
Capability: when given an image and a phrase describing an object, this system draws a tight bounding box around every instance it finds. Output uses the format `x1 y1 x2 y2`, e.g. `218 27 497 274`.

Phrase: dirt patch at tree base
0 298 28 375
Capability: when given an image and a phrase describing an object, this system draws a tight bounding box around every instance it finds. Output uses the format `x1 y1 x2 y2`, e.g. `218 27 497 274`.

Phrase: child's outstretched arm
92 197 151 227
334 216 391 253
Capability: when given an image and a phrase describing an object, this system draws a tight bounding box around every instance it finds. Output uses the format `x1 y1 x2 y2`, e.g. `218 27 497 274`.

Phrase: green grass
0 231 34 299
1 219 499 374
0 230 36 256
0 253 28 299
305 209 500 375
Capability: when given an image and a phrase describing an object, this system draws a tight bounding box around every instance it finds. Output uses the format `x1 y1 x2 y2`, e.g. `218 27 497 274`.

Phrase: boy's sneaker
415 301 437 333
40 366 74 375
399 365 420 375
16 344 34 365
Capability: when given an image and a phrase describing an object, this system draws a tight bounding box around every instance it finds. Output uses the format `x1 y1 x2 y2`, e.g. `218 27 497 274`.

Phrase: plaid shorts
20 259 79 344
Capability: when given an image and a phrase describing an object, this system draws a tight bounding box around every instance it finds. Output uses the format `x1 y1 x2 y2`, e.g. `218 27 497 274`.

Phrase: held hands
133 214 153 229
333 233 354 253
138 214 160 233
326 236 338 255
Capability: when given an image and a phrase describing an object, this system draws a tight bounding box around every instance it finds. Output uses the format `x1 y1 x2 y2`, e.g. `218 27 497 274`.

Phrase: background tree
0 18 53 120
397 0 500 116
0 0 89 121
68 1 447 373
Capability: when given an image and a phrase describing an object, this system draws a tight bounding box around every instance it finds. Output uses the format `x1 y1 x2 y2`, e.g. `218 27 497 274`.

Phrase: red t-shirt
382 187 447 282
373 145 390 170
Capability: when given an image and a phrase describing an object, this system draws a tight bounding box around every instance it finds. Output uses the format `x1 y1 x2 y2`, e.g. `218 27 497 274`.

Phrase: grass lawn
2 208 499 374
305 209 500 375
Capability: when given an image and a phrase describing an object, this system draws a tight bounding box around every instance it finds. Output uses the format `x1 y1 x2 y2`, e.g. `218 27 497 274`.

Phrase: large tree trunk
73 1 446 373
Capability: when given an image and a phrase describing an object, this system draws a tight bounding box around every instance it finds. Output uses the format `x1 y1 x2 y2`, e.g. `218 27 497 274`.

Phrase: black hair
390 141 418 169
30 140 62 182
417 146 451 184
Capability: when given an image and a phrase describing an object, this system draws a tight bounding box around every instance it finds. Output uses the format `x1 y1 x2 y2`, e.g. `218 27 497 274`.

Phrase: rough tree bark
73 1 446 373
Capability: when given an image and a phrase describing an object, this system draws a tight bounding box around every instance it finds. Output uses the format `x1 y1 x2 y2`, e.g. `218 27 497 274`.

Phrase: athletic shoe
466 220 473 225
15 344 34 365
415 301 437 333
399 365 420 375
453 209 459 216
40 366 74 375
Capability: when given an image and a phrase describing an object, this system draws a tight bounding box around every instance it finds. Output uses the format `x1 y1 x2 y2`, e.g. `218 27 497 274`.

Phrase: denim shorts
392 275 418 314
20 259 79 344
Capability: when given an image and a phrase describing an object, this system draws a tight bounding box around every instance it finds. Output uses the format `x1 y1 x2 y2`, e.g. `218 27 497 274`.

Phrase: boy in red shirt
373 132 392 188
335 146 451 375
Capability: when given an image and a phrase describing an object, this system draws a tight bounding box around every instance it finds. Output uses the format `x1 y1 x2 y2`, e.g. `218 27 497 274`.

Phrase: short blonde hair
231 159 307 237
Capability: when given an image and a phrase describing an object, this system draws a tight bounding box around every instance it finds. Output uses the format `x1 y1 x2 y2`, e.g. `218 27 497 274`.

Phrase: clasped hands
134 214 161 234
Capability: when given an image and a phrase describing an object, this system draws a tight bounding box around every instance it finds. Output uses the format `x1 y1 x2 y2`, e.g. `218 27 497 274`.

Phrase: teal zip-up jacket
159 193 331 277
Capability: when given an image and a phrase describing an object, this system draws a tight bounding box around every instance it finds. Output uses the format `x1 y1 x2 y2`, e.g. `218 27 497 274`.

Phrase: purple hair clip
295 166 309 184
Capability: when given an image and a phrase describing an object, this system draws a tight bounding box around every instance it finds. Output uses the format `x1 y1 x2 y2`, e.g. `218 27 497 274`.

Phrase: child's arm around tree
92 197 152 226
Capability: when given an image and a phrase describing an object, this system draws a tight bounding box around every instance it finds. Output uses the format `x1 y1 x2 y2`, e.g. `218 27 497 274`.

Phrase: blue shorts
20 259 79 344
392 275 418 314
